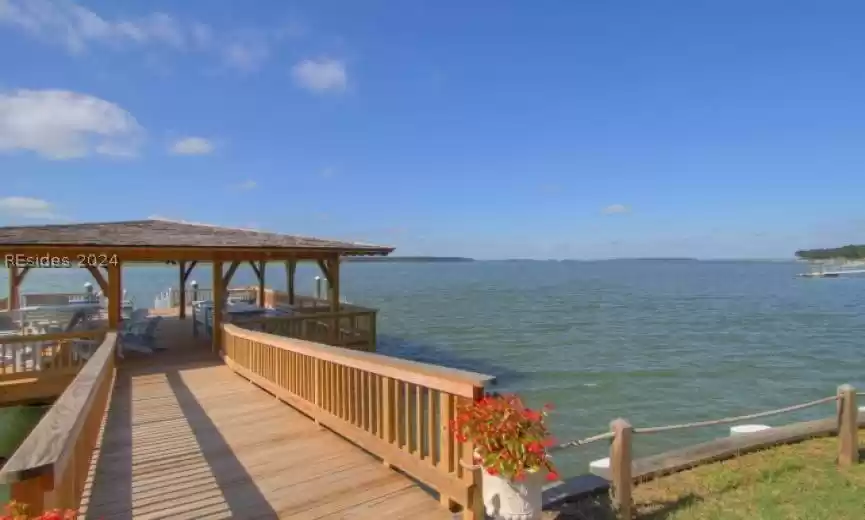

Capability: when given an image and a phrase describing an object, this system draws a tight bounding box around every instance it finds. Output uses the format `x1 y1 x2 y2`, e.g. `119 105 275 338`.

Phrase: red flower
450 393 559 482
546 472 560 482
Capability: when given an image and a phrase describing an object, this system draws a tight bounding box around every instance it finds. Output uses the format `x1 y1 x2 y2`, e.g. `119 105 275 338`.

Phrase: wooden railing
221 324 493 518
0 332 118 514
170 287 256 306
233 310 377 352
1 329 109 381
20 292 96 307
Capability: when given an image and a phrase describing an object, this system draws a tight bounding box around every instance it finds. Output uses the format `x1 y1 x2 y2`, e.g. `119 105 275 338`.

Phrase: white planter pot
482 469 544 520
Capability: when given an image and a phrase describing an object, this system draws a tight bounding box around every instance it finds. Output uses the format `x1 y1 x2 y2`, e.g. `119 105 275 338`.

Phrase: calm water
3 260 864 477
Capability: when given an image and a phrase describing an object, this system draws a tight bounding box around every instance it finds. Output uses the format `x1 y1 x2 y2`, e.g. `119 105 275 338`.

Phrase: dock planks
79 316 451 519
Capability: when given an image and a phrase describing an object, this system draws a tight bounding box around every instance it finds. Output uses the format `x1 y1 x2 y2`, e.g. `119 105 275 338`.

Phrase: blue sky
1 1 864 259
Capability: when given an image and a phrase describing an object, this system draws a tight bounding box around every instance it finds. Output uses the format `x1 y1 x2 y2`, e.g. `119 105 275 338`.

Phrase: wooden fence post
610 418 633 519
837 384 859 467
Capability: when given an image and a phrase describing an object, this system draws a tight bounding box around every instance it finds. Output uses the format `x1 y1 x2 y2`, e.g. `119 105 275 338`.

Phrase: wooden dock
79 317 453 519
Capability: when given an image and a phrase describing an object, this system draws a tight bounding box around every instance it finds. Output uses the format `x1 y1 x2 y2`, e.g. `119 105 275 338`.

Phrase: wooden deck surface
80 316 452 520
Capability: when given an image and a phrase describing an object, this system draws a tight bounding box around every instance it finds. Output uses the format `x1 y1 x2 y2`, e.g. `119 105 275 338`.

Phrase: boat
797 261 865 278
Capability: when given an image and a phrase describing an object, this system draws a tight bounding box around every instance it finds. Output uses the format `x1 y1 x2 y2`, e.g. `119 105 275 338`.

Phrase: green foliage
795 245 865 260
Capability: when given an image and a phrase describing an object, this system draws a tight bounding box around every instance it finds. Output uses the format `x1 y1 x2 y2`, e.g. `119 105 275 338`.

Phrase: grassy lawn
548 430 865 520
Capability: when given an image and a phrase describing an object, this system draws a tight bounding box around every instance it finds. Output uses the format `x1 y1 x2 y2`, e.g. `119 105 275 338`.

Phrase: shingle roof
0 219 393 256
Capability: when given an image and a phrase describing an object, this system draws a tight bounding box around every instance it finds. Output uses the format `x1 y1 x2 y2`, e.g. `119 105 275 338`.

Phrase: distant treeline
795 245 865 260
347 256 474 263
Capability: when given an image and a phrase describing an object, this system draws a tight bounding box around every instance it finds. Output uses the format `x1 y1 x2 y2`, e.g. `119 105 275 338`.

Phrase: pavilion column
212 261 224 354
328 256 340 312
285 260 296 305
107 262 122 329
178 262 187 319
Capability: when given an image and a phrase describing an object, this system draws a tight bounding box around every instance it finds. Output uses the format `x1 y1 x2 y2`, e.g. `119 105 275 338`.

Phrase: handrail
0 332 117 483
221 324 492 516
233 306 378 352
0 329 110 383
225 324 493 397
0 332 118 513
0 329 106 345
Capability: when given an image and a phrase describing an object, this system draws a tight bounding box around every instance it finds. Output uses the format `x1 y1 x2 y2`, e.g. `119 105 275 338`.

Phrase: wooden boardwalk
80 317 452 520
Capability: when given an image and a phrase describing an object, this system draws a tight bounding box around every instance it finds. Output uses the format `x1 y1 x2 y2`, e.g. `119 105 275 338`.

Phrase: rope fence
577 383 862 520
633 395 839 434
551 393 847 452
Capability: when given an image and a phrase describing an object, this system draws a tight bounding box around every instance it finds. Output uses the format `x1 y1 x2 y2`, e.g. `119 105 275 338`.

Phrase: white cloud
0 0 187 53
169 137 214 155
222 39 270 72
0 197 59 219
601 204 631 215
232 179 258 190
292 59 347 93
190 22 212 49
0 1 291 74
0 89 144 159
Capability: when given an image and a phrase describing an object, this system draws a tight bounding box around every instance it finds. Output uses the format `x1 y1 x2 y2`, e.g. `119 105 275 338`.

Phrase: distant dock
797 265 865 278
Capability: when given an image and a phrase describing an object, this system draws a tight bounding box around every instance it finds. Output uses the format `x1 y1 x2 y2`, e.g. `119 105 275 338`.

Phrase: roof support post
285 260 296 305
178 261 187 319
107 262 122 330
328 256 340 312
212 261 224 354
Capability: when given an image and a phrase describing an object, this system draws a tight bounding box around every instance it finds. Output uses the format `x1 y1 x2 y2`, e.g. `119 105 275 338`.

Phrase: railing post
610 418 633 519
837 384 859 467
314 358 322 427
370 311 378 352
460 388 485 520
382 376 395 464
10 475 50 515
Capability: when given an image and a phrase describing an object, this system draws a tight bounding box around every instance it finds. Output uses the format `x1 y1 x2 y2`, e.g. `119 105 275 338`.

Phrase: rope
548 431 615 452
456 393 850 455
633 395 838 434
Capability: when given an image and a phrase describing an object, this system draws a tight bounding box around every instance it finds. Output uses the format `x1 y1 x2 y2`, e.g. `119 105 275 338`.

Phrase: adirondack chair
119 316 163 354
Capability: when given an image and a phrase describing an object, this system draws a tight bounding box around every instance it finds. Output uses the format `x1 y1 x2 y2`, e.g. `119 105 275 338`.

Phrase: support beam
256 261 266 307
7 265 30 310
286 260 296 305
177 260 198 319
85 266 109 294
7 265 17 311
223 261 240 292
212 261 224 354
248 261 261 280
106 262 122 329
182 260 198 281
316 259 332 286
